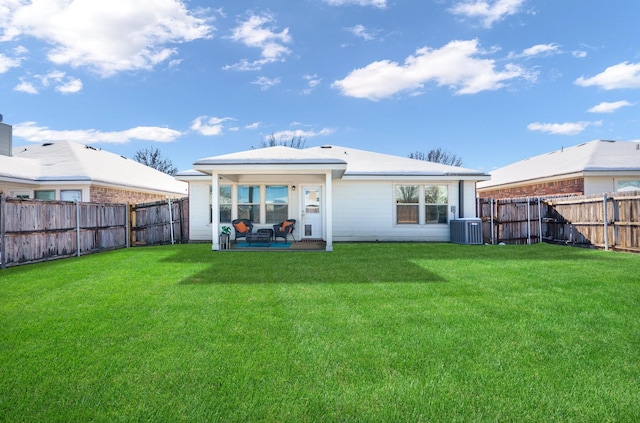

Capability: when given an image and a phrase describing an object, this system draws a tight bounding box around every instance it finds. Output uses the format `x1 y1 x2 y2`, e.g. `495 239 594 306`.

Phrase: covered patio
179 146 347 252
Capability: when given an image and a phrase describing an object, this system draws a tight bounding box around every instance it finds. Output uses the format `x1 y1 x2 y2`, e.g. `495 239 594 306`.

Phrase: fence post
126 203 130 248
490 198 495 245
526 197 531 245
168 197 175 245
76 199 81 257
603 193 609 251
1 193 5 269
537 197 543 244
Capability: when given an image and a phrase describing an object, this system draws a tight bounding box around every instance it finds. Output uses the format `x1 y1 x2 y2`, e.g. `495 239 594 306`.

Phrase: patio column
325 171 333 252
211 173 220 251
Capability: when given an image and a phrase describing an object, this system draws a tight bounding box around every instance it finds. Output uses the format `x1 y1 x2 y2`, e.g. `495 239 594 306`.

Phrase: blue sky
2 0 640 173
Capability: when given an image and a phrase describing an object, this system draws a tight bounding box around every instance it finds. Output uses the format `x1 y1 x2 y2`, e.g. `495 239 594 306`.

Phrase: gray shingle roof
478 140 640 189
185 145 489 179
3 141 187 195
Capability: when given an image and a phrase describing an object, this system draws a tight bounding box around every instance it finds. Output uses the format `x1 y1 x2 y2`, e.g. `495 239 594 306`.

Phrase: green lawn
1 243 639 422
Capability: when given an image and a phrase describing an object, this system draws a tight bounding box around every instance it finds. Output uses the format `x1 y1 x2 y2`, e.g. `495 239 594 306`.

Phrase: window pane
426 205 448 224
238 185 260 204
618 180 640 192
425 185 448 204
61 190 81 202
219 186 232 222
266 185 288 203
397 205 419 224
396 185 419 203
35 190 55 200
238 204 260 221
267 204 288 223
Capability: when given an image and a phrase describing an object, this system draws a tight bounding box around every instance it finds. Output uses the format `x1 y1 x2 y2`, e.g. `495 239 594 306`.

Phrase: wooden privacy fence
0 196 188 268
479 191 640 253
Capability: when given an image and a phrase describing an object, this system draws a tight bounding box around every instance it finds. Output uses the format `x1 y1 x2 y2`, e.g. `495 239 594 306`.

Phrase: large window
266 185 289 223
618 180 640 192
35 190 55 200
396 185 419 224
60 190 81 202
237 185 260 221
425 185 448 224
219 185 232 222
395 184 449 225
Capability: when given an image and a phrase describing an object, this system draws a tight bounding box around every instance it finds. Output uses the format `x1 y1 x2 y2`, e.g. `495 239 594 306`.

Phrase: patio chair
273 219 296 242
232 219 253 240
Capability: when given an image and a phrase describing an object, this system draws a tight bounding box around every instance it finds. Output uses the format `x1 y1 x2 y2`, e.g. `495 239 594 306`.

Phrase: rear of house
177 145 489 251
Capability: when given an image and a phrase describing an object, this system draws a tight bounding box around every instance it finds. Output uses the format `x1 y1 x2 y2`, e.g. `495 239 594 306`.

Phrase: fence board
479 191 640 253
0 196 188 268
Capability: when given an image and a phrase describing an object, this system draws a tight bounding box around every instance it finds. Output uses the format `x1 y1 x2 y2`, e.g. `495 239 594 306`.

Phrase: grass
1 242 639 422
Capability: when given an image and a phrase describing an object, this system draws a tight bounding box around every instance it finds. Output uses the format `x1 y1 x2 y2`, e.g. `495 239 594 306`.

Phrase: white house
0 121 187 203
177 145 489 251
477 140 640 199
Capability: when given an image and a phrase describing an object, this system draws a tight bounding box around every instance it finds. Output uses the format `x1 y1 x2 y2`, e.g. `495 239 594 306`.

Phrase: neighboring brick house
477 140 640 199
0 123 187 203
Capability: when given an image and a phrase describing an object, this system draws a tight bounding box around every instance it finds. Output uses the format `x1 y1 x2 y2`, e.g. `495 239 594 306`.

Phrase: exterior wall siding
185 178 478 243
331 180 454 242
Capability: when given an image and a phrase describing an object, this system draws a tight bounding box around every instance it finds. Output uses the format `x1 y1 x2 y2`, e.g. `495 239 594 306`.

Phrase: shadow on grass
167 244 446 285
156 241 630 286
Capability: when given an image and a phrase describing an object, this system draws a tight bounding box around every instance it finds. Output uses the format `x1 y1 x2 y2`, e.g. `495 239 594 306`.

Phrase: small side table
219 233 230 250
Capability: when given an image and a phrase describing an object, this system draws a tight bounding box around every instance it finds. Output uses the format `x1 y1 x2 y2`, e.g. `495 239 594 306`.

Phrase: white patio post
325 171 333 252
211 173 220 251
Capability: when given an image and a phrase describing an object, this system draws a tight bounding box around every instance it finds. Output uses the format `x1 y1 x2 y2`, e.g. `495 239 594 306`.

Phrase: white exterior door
301 186 323 239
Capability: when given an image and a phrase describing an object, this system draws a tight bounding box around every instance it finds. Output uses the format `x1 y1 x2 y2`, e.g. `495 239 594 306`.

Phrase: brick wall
90 186 181 204
479 177 584 199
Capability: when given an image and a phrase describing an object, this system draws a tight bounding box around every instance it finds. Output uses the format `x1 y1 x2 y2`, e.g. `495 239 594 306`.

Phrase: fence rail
479 191 640 253
0 195 188 268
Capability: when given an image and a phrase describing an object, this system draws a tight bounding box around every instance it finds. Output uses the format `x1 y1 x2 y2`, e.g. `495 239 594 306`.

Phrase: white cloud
515 43 560 58
575 62 640 90
527 121 602 135
572 50 587 58
323 0 387 8
14 80 38 94
587 101 633 114
14 122 181 144
0 53 21 74
252 76 281 91
347 24 377 41
271 128 335 140
13 70 83 94
332 39 532 100
225 13 291 71
245 122 261 130
301 74 322 95
190 116 235 136
450 0 526 28
1 0 212 77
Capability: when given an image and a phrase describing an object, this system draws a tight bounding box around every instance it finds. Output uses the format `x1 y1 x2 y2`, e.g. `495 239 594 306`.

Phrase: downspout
458 180 464 218
1 193 5 268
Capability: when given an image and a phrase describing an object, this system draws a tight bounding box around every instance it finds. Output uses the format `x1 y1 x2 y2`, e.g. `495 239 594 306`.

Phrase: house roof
478 140 640 189
181 145 489 180
3 141 187 195
306 145 489 178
